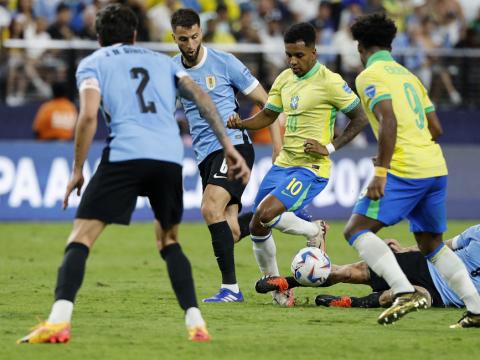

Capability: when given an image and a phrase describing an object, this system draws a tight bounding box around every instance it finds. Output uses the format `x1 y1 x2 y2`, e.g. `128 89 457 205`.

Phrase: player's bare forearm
426 111 443 141
373 100 397 168
234 108 278 130
73 114 97 172
178 77 232 150
332 104 369 150
247 83 268 108
73 89 100 172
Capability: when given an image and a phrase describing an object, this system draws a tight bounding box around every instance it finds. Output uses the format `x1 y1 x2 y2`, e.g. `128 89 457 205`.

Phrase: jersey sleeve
76 56 100 90
226 54 259 95
327 73 360 113
170 59 189 79
452 225 480 250
417 79 435 114
265 73 284 113
356 71 391 112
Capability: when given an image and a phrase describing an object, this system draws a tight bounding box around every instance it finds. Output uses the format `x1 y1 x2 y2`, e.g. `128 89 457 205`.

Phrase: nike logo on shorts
213 173 228 179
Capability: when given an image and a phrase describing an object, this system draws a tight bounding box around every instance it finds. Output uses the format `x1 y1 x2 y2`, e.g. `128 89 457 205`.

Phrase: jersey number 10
130 67 157 114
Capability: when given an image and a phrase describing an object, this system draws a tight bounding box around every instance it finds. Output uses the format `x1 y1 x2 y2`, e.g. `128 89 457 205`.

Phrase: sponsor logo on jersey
343 83 353 94
365 85 376 99
290 96 299 110
205 75 216 90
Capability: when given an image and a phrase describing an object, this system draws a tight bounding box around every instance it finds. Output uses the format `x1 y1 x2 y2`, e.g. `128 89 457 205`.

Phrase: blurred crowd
1 0 480 108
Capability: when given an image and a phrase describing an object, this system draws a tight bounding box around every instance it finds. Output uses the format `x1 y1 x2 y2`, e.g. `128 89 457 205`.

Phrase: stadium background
0 0 479 221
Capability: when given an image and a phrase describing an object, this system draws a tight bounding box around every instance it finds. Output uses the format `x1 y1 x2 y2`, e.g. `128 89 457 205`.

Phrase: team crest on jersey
343 83 353 94
365 85 376 99
205 75 216 90
290 96 299 110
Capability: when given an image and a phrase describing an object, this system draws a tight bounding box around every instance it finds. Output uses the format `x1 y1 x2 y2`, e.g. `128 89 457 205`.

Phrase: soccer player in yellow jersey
344 13 480 328
228 22 368 306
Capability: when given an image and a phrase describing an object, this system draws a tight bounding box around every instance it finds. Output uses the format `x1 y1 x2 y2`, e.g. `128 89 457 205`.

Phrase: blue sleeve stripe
265 103 283 113
369 94 392 111
348 229 370 246
341 97 360 114
425 242 446 261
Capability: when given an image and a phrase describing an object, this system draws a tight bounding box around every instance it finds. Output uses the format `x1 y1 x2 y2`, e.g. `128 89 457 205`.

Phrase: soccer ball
291 247 331 286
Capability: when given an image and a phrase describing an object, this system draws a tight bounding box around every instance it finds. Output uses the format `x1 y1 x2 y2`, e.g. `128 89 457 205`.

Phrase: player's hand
366 176 386 200
224 146 250 185
63 169 84 210
227 113 244 130
385 238 402 253
303 139 328 156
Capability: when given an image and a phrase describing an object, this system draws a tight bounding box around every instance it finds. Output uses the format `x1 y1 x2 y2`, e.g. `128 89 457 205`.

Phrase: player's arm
178 76 250 184
246 84 283 161
364 99 397 200
303 104 368 156
426 111 443 141
227 107 278 131
63 87 100 209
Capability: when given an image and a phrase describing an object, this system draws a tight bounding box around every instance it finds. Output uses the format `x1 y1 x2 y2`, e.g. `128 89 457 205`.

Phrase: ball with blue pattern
291 247 331 286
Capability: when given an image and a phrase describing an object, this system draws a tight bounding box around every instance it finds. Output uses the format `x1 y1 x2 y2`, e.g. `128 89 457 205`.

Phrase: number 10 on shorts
286 178 303 195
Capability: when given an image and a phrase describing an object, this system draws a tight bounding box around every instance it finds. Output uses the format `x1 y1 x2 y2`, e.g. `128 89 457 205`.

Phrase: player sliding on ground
343 13 479 327
17 4 250 344
256 225 480 327
228 22 368 306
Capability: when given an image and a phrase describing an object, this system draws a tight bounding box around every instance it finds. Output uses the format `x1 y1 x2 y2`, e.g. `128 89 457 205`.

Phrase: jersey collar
185 46 208 70
296 61 321 81
366 50 394 68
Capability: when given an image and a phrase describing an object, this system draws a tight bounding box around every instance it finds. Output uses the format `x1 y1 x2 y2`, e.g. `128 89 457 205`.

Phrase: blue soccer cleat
202 288 244 303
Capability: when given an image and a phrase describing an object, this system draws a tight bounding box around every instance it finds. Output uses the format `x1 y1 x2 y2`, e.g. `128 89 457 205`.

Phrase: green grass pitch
1 220 480 360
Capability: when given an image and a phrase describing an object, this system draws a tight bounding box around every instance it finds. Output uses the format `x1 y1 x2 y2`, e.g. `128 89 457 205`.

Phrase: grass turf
1 220 480 360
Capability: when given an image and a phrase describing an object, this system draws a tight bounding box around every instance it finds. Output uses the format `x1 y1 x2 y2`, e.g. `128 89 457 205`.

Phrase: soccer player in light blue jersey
170 8 282 303
18 4 250 344
258 225 480 327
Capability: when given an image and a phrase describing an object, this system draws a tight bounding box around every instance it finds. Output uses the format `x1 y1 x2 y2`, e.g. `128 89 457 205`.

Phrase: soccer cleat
202 288 244 303
255 276 289 294
17 321 71 344
315 295 352 308
306 220 329 250
272 289 295 307
450 312 480 329
188 326 211 342
377 291 429 325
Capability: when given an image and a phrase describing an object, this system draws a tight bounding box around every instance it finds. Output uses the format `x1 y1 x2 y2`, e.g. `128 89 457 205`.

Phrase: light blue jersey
76 44 187 164
173 46 258 163
428 225 480 307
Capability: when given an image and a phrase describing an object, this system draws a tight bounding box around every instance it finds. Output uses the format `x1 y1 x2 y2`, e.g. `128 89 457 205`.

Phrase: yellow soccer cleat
188 326 211 342
17 321 71 344
377 291 429 325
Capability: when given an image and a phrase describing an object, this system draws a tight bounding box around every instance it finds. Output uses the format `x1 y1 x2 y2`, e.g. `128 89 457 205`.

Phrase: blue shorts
353 173 447 233
253 165 329 212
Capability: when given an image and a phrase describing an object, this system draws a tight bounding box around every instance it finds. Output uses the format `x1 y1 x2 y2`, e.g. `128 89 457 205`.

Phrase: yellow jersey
266 62 360 178
356 51 448 179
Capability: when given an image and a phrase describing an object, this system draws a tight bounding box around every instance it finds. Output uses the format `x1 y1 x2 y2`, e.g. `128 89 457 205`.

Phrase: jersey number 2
130 67 157 113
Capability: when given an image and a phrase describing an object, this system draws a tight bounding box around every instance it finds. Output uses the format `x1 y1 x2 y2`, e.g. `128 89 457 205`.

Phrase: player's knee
156 229 178 250
255 207 276 226
200 201 224 224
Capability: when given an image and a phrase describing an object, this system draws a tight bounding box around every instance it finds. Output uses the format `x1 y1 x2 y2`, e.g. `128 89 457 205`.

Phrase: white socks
221 283 240 293
352 232 415 295
47 300 74 324
429 244 480 314
185 307 205 328
251 233 280 276
265 212 318 239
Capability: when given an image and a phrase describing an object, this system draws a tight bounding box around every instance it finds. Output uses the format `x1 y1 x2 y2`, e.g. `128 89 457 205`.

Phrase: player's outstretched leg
18 219 105 344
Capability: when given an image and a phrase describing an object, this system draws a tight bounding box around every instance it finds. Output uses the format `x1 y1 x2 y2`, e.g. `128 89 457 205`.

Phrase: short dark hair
284 22 317 47
52 81 68 98
171 8 200 30
95 4 138 46
350 13 397 50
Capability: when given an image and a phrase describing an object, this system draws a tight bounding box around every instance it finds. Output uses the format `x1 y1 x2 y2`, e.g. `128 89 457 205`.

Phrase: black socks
54 242 90 302
160 243 198 310
237 211 254 240
208 221 236 284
